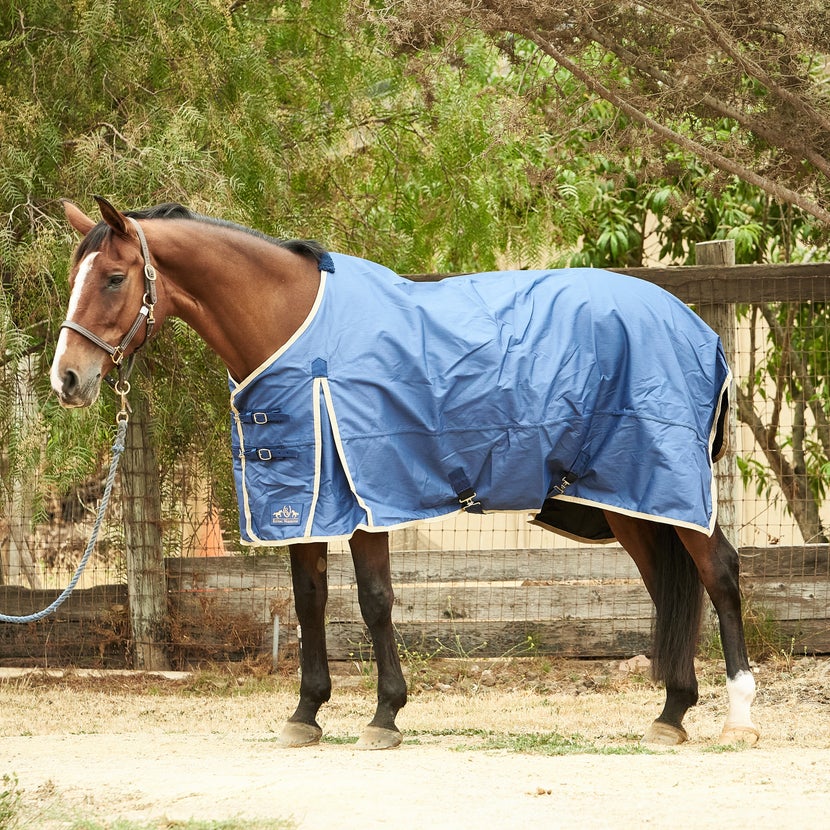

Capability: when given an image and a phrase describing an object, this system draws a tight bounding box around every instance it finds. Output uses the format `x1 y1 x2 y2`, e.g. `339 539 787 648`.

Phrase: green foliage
2 1 829 548
0 1 589 536
457 731 654 756
558 135 828 269
0 774 21 830
417 32 830 532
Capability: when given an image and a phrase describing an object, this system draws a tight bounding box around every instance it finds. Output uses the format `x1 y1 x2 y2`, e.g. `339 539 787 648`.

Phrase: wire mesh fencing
1 262 829 667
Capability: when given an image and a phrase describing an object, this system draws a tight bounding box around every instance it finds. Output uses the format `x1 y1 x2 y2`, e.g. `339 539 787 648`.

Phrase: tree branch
759 304 830 461
515 26 830 226
579 22 830 182
736 384 827 542
686 0 830 135
768 304 794 440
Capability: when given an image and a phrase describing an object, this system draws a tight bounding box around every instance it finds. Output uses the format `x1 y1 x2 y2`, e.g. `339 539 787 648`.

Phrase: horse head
50 197 163 407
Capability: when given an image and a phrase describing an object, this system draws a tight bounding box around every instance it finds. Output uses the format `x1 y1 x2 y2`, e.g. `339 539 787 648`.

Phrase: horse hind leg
349 530 407 749
675 524 760 745
279 542 332 747
604 513 702 745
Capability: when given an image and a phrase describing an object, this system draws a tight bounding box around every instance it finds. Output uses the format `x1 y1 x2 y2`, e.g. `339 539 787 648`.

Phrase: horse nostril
62 369 80 398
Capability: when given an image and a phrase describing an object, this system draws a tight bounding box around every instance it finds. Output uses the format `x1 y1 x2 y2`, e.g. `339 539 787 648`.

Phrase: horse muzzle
50 362 103 408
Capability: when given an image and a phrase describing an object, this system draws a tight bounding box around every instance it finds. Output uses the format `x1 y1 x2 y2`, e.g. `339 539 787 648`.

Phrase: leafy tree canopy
0 0 577 520
2 0 828 543
380 0 830 228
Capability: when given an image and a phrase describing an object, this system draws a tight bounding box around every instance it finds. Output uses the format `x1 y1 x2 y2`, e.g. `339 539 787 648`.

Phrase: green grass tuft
454 731 656 756
0 774 21 830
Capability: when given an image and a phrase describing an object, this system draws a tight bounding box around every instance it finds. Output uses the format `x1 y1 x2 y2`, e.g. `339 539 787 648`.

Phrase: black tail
651 525 705 689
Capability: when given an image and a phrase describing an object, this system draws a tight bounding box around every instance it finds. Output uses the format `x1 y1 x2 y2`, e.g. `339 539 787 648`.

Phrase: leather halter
60 216 158 374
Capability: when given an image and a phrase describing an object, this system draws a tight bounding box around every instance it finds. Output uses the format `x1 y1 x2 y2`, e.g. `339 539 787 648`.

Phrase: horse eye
107 274 127 289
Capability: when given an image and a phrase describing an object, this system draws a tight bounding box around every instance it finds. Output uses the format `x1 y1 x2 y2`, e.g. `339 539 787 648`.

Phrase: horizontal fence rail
408 262 830 304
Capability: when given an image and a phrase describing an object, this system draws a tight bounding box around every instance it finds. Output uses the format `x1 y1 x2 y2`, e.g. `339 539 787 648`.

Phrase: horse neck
143 220 322 382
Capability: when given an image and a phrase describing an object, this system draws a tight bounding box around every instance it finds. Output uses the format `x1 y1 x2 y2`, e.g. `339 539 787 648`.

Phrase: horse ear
62 200 97 236
93 195 130 237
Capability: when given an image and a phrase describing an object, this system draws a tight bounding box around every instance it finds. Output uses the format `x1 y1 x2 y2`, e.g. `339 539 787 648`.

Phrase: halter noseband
60 216 158 373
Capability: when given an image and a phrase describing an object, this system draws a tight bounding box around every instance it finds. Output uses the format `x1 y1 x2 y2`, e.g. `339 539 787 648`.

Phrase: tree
381 0 830 226
0 0 575 561
2 0 827 573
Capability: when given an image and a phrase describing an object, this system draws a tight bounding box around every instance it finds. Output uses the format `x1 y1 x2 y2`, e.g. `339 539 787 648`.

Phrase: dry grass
1 655 828 748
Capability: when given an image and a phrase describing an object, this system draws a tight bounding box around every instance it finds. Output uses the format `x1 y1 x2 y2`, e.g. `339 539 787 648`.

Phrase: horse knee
715 536 741 584
679 526 741 609
357 581 395 628
291 569 328 622
709 554 742 613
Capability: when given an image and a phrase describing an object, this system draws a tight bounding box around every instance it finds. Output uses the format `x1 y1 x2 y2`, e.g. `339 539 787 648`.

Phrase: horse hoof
642 720 688 746
719 725 760 746
355 726 402 751
278 721 323 748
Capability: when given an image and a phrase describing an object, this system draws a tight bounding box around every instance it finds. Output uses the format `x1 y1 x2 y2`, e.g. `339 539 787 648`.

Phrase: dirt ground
1 656 829 829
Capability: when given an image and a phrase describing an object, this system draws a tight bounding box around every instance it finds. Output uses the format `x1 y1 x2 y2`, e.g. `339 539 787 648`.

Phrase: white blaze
50 251 98 394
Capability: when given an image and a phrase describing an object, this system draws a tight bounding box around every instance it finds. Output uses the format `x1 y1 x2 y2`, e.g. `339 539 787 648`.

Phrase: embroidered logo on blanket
271 504 302 526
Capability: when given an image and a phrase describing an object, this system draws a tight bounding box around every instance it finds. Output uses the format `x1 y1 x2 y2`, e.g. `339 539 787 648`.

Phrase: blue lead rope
0 418 128 624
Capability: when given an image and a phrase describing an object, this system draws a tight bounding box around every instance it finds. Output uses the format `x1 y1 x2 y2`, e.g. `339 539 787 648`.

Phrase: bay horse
50 197 759 749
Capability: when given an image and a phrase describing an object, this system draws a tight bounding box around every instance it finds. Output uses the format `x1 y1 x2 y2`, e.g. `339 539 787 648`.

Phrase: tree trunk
736 387 828 544
120 384 171 670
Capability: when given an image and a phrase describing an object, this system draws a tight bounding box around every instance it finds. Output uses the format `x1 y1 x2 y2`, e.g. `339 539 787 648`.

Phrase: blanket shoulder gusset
229 253 730 545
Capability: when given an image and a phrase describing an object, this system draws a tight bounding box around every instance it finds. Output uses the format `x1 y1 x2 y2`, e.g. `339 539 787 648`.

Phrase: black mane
74 202 329 267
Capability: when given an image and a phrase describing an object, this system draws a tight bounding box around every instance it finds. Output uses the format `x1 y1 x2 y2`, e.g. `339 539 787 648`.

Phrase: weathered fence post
4 354 43 589
121 385 171 670
695 240 740 549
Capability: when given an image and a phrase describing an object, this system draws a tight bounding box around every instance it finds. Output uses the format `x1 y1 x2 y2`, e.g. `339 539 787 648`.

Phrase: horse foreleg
676 525 760 745
349 530 407 749
279 542 332 747
604 512 702 745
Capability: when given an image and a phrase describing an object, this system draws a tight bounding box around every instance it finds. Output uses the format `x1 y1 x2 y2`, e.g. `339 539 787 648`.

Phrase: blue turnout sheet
229 253 730 545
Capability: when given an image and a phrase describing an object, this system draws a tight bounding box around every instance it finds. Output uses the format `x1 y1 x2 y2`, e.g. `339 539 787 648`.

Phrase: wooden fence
167 545 830 660
1 258 830 667
1 543 828 667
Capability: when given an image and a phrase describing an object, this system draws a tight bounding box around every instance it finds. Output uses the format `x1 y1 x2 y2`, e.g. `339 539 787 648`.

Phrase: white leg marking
725 670 757 729
50 252 98 395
